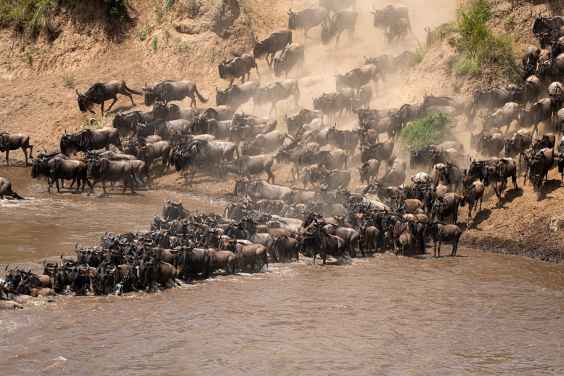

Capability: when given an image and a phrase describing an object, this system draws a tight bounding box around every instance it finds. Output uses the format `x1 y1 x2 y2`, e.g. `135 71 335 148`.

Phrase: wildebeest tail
133 172 145 188
230 51 241 58
11 192 24 200
124 83 143 96
194 86 208 104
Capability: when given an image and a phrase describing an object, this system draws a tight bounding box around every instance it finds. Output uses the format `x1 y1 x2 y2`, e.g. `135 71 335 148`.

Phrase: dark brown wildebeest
297 148 348 172
215 81 260 111
313 90 353 122
513 75 541 107
326 125 358 158
218 52 259 87
470 128 501 150
303 226 345 265
431 193 460 224
229 123 273 146
189 117 230 140
0 177 24 199
49 157 90 193
384 18 409 46
76 80 142 116
536 52 564 84
0 133 33 166
375 157 406 187
423 221 463 257
233 243 268 272
364 112 402 142
371 4 412 32
273 43 305 79
321 8 358 49
357 159 382 185
138 258 178 288
137 140 171 174
359 139 394 164
526 148 555 191
477 132 504 158
219 155 275 183
483 158 518 202
473 87 515 112
397 103 423 127
151 101 199 122
533 133 556 151
207 248 236 275
60 128 122 155
285 109 323 136
314 168 351 190
481 102 520 135
272 235 300 261
177 247 213 280
241 131 288 156
459 181 484 226
335 64 384 90
253 28 293 67
287 7 330 44
519 98 552 138
86 157 140 195
112 110 154 134
254 80 300 116
518 45 541 80
201 105 233 121
505 129 532 163
142 80 207 107
355 127 378 146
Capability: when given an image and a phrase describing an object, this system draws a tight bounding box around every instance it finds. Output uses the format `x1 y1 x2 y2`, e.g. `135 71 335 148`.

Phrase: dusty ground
1 0 564 262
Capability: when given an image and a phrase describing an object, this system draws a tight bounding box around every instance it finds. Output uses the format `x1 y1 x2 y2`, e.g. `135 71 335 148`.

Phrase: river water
1 167 564 375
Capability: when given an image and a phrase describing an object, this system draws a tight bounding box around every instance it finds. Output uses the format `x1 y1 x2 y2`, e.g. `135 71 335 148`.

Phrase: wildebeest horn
372 4 377 10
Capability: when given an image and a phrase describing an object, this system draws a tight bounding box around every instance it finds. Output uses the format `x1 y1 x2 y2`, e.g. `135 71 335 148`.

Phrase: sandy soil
1 0 563 262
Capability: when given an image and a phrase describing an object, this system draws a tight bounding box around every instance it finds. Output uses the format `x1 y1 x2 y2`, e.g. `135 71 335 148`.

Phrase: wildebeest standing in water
253 29 293 67
218 53 259 87
0 177 24 199
321 8 358 49
142 80 208 108
0 133 33 166
287 7 330 44
76 80 142 116
60 128 123 155
86 157 141 195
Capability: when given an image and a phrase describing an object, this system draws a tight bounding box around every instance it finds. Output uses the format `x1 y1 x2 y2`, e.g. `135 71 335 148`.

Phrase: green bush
412 41 430 65
451 0 518 80
399 112 456 152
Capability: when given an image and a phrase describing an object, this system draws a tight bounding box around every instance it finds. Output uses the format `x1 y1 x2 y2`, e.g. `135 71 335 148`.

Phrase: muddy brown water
2 167 564 375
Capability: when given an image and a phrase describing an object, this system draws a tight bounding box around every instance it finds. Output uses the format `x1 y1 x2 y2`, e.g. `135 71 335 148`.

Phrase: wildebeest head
142 83 156 106
321 22 332 45
370 6 384 28
76 90 92 113
253 37 264 59
215 87 228 106
287 8 298 30
504 139 514 157
312 95 326 112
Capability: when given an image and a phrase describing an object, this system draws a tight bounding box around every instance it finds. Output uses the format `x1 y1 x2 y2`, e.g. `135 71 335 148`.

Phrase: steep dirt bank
1 0 564 262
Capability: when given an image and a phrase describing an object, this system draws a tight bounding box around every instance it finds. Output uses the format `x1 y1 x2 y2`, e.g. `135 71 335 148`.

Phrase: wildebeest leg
269 103 275 116
359 240 365 257
102 181 107 195
106 97 118 113
229 78 234 87
55 179 61 193
451 239 458 256
127 93 135 106
5 150 9 166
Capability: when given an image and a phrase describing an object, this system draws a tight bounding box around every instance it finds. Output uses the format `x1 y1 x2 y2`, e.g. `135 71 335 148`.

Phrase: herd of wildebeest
3 2 564 302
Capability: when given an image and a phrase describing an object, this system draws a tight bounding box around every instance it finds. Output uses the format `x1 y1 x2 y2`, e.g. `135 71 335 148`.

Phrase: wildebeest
241 131 288 156
473 87 515 112
371 4 412 32
423 221 462 257
297 148 348 171
219 155 275 183
232 113 277 130
303 226 345 265
0 177 24 199
171 140 237 184
483 158 518 201
142 80 207 107
504 129 532 162
137 141 171 174
326 125 357 157
352 84 373 109
287 7 330 44
321 8 357 49
76 80 142 116
431 193 460 224
0 133 33 166
384 18 409 46
285 109 323 136
233 179 293 201
476 132 504 158
218 52 259 87
254 79 300 115
533 133 556 151
357 159 382 185
519 98 552 138
49 158 90 193
335 64 384 90
60 128 122 155
518 45 541 80
253 28 293 67
533 14 564 39
112 110 154 134
272 235 300 261
359 139 394 164
189 117 231 140
481 102 520 135
151 101 199 122
86 157 141 195
201 105 233 121
527 148 555 190
375 157 406 187
459 181 484 226
273 43 305 79
313 90 353 122
229 123 273 146
215 81 260 111
536 53 564 83
422 93 474 125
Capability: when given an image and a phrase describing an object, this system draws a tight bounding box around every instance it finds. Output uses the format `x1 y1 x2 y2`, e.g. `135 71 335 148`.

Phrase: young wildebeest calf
0 133 33 166
423 222 463 257
459 181 484 227
0 177 24 199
